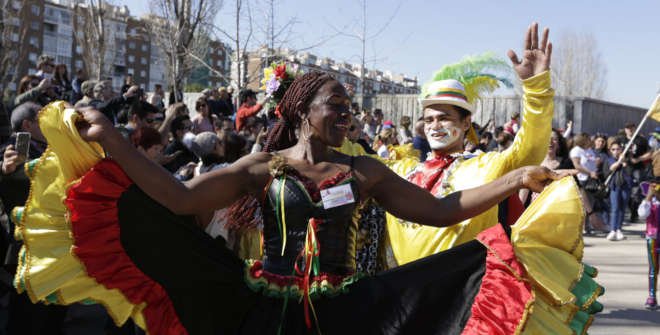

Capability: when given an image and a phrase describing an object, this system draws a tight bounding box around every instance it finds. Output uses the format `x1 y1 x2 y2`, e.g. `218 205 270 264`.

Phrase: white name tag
320 183 355 209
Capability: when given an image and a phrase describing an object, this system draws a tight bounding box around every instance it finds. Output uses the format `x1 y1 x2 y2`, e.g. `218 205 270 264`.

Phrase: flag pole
604 94 660 186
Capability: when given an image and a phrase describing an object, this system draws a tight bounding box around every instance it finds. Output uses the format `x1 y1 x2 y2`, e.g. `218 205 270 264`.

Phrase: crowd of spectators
0 56 659 333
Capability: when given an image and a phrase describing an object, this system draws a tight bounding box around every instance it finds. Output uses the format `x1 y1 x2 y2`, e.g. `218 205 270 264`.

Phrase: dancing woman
13 72 600 334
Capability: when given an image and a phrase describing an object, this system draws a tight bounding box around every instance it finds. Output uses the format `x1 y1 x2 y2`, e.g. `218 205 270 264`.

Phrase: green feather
421 52 514 103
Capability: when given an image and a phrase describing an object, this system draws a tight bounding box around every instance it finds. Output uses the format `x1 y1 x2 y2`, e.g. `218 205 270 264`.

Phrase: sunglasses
146 117 164 124
349 126 356 131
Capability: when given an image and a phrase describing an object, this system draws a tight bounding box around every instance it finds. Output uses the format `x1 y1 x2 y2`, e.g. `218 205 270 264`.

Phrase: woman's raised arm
355 156 569 228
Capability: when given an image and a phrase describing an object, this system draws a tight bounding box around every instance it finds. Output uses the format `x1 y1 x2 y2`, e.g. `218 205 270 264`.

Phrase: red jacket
235 103 263 132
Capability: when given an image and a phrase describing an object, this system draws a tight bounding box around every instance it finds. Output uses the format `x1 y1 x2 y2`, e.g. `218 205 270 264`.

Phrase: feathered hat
420 52 513 144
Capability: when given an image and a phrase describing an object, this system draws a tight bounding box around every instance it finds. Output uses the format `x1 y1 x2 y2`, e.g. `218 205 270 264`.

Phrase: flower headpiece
260 62 300 117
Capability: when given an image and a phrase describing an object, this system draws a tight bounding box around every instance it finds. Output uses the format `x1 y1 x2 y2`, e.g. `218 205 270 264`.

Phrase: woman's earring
302 119 311 142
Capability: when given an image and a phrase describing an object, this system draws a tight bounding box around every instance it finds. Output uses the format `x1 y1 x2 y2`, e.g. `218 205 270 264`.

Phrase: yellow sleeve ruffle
511 177 603 334
11 102 146 328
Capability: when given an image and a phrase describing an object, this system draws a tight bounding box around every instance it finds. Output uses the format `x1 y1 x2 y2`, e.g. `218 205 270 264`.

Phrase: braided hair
263 71 334 152
226 71 334 234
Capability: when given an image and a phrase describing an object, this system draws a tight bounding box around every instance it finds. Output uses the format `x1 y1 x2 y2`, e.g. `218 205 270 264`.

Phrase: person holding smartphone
1 102 68 334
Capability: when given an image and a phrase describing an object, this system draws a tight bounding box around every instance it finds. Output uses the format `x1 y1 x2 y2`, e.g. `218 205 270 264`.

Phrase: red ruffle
462 224 533 335
288 169 352 202
65 159 187 335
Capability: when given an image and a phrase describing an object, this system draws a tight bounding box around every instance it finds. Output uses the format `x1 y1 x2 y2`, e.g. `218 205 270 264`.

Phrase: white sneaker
615 230 626 241
606 231 616 241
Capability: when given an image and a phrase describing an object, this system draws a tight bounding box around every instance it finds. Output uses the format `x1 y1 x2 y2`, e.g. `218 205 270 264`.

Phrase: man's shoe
645 297 658 310
606 231 616 241
615 230 626 241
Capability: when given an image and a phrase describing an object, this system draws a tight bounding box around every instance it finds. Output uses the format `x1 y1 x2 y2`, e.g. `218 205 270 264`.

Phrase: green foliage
184 82 206 92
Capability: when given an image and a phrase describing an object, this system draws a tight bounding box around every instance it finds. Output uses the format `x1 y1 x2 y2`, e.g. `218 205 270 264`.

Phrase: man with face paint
386 22 556 266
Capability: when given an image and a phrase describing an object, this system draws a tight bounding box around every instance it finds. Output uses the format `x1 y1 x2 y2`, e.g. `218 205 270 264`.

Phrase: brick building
3 0 231 95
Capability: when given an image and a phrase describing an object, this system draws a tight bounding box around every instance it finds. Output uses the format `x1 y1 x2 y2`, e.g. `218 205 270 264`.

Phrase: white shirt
569 146 598 182
377 144 389 159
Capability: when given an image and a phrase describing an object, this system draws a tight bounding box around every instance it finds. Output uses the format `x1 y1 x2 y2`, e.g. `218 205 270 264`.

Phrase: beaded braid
226 71 334 233
263 71 334 152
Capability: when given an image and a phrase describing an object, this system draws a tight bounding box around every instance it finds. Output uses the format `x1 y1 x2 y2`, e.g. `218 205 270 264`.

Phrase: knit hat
190 132 219 159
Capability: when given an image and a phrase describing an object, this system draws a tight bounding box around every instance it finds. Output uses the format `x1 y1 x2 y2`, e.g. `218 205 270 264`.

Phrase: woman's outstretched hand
517 166 577 193
75 107 115 144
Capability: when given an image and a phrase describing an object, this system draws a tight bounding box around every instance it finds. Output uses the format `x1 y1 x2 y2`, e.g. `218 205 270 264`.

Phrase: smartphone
15 132 31 164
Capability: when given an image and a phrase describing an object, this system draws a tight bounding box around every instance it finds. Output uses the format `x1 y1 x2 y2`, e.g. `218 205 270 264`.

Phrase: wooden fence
357 94 656 136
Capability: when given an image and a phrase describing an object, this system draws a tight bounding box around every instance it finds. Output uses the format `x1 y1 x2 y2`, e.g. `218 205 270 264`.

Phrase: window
140 70 146 78
30 21 40 30
28 68 36 75
76 45 82 54
141 44 148 52
29 53 37 62
128 41 136 49
75 60 83 70
10 33 19 42
8 82 17 91
128 68 134 75
60 12 71 25
128 55 135 63
31 4 40 16
140 57 146 65
29 36 39 46
216 59 222 66
45 7 55 18
43 22 56 33
12 1 21 10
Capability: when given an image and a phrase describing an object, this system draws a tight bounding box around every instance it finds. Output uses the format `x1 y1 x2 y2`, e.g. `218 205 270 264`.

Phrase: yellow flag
650 95 660 122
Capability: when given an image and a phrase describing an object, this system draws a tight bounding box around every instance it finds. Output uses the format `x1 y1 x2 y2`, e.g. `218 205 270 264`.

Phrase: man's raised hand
507 22 552 80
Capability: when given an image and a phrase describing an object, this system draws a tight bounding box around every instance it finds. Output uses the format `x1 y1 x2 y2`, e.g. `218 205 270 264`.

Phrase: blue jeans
609 186 630 231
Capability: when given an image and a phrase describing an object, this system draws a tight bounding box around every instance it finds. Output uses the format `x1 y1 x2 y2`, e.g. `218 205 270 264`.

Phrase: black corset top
262 157 360 276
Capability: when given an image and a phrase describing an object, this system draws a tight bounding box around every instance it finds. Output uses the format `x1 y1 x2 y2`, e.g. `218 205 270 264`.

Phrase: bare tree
0 0 27 99
329 0 402 106
552 31 607 99
149 0 220 101
74 0 117 81
210 0 254 90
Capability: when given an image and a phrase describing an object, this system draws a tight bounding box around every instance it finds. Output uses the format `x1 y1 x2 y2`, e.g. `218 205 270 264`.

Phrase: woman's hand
75 107 116 144
516 166 575 193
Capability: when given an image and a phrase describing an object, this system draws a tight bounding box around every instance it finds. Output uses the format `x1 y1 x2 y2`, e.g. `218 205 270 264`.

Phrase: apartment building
241 46 419 95
5 0 231 93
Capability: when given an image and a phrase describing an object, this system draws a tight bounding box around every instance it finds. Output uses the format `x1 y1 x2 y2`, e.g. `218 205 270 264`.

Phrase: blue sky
128 0 660 108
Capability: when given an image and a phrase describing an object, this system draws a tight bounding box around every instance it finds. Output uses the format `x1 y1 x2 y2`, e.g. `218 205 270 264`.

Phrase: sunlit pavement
583 221 660 334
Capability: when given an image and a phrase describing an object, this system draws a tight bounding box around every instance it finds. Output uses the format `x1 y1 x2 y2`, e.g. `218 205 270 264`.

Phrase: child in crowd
637 180 660 310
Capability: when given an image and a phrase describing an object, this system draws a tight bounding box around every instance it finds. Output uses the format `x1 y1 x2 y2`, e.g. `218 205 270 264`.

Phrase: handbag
584 177 609 199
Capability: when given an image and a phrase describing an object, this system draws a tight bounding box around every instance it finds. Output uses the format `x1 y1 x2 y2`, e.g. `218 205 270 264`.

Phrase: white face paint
426 125 462 149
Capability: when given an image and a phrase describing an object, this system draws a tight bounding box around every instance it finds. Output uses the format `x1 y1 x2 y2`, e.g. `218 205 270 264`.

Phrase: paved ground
583 221 660 334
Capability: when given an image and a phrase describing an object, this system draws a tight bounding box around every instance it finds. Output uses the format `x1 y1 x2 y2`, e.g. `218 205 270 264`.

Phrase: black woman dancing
13 44 601 335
